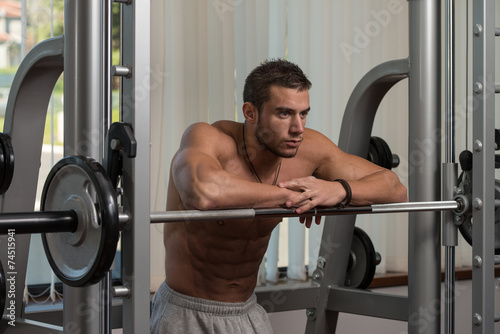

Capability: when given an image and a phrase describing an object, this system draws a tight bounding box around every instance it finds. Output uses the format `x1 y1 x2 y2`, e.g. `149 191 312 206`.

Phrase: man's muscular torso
163 121 318 303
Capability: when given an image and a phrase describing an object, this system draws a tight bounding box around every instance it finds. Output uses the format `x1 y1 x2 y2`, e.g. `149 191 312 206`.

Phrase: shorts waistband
158 281 257 316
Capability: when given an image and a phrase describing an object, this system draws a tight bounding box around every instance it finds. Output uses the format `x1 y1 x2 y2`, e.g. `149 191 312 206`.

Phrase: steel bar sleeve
0 211 78 234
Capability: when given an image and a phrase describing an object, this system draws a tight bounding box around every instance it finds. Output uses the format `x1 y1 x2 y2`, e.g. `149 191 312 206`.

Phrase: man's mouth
285 140 302 147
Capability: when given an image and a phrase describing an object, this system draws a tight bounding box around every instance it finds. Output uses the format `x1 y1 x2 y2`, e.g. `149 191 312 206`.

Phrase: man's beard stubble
255 122 300 159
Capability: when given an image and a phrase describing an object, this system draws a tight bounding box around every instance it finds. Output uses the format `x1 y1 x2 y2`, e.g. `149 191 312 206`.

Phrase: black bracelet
334 179 352 208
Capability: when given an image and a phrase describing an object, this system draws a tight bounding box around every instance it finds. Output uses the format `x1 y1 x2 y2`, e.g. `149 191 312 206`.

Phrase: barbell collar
0 211 78 234
112 285 131 298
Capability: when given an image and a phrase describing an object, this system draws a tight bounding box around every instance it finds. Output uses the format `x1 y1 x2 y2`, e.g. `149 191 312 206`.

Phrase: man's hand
277 177 347 228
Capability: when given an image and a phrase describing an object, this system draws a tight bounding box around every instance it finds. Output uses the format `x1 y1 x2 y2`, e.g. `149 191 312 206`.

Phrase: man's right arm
172 122 297 210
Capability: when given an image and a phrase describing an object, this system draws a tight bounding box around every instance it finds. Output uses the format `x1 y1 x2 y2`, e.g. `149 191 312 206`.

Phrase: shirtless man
150 59 407 334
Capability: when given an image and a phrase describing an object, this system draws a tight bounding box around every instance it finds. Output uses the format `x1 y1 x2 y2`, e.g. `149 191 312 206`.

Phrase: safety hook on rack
105 122 137 189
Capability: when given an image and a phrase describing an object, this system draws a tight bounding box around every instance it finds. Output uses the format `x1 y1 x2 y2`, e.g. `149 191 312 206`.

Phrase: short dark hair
243 59 312 112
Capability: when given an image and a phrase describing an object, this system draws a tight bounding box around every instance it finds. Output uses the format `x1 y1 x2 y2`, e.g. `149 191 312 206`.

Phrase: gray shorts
150 282 274 334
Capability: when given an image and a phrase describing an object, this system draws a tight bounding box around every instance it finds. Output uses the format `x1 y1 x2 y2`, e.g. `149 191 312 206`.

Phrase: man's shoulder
181 121 233 141
184 120 238 136
180 121 239 154
302 128 337 147
211 120 240 135
298 128 341 163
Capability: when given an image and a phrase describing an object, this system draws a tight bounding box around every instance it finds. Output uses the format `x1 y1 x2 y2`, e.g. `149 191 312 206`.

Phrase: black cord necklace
242 124 282 185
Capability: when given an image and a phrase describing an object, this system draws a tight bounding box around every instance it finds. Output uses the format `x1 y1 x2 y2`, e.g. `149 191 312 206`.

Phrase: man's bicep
170 123 227 203
171 146 229 210
172 147 223 186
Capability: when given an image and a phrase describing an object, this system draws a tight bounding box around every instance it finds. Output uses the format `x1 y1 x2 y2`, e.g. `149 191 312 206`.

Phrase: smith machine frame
0 0 150 333
0 0 496 334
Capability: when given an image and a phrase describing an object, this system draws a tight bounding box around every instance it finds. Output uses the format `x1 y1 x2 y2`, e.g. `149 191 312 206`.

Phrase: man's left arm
278 130 407 214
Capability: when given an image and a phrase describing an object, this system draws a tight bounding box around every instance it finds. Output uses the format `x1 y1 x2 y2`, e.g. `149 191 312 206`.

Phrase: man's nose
290 115 304 134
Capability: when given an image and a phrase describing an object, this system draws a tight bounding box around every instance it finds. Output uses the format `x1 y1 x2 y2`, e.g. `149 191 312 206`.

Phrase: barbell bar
147 200 461 223
0 156 468 287
0 200 462 234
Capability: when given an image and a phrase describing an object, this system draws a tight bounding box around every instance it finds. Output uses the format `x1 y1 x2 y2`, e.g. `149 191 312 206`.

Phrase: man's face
255 85 310 158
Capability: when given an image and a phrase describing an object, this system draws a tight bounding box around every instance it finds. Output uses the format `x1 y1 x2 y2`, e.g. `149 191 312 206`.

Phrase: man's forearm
175 169 298 210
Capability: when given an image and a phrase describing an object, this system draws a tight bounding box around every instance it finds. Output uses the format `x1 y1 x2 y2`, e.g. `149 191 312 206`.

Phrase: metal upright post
119 1 151 333
471 0 496 333
443 0 458 333
101 0 113 332
303 59 409 333
63 0 110 333
408 1 442 334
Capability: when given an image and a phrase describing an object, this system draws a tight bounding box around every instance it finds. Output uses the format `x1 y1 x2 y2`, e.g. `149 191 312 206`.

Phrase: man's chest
220 156 316 183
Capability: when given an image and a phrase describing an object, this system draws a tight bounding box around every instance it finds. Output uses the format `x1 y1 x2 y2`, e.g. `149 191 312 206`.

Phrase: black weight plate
344 227 377 289
41 156 119 287
0 133 14 194
459 216 500 254
367 136 393 170
458 175 500 254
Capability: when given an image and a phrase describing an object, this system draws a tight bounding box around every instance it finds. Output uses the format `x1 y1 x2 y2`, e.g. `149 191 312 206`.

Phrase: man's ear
242 102 258 124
